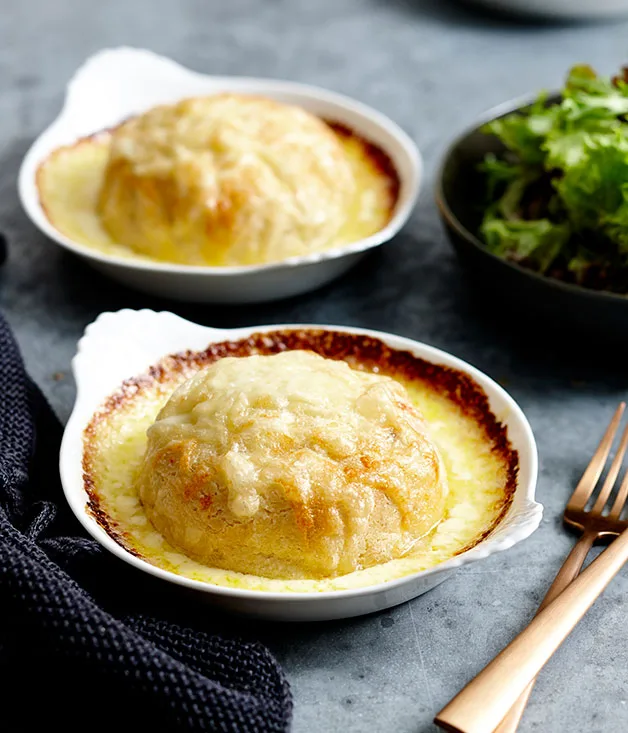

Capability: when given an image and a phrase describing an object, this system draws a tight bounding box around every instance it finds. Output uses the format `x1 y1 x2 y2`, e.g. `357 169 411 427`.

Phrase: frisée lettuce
480 65 628 293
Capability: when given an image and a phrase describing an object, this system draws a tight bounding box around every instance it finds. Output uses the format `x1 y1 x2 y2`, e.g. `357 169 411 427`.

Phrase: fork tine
592 423 628 513
568 402 626 510
609 467 628 519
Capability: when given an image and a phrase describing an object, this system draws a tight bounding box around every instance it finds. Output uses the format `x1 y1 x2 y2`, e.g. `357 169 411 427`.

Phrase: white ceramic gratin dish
60 309 542 622
18 47 421 304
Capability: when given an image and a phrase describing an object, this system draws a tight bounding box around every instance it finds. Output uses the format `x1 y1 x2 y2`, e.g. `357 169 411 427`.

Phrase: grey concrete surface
2 1 628 731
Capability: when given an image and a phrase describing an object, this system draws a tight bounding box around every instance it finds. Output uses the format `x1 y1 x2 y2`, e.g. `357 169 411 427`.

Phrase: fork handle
494 531 597 733
434 526 628 733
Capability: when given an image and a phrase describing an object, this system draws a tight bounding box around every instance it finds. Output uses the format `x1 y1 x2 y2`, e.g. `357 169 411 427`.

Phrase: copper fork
435 402 628 733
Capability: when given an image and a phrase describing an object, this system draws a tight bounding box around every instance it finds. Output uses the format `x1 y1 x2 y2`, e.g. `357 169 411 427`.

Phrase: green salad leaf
556 131 628 238
482 95 558 166
479 64 628 291
481 215 571 274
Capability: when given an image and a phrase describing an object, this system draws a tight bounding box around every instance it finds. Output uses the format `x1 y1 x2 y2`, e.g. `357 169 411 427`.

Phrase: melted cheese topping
136 351 448 579
37 96 396 267
85 360 510 592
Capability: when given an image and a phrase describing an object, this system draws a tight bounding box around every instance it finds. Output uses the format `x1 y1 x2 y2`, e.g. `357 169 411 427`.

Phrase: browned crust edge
82 329 519 574
327 120 400 220
35 112 401 248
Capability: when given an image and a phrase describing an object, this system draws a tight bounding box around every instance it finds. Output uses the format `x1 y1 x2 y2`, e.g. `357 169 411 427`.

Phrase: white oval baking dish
60 309 541 621
18 47 421 304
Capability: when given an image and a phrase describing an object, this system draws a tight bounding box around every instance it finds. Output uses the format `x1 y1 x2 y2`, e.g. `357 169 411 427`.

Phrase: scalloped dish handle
72 309 226 407
60 47 222 138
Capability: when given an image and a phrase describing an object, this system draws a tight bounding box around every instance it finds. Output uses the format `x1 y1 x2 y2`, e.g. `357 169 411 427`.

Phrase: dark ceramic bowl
436 95 628 343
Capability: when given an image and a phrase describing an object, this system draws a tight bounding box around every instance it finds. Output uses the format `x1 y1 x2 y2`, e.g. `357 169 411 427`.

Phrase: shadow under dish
83 329 518 592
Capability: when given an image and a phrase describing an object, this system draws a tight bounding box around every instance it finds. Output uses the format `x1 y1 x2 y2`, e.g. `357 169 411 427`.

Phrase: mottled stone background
2 1 628 730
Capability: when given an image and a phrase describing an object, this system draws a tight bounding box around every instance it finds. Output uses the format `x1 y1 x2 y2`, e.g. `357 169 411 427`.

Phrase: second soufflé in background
37 94 399 266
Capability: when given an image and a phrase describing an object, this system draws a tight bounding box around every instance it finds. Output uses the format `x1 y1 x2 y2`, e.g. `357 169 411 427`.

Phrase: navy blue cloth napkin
0 310 292 732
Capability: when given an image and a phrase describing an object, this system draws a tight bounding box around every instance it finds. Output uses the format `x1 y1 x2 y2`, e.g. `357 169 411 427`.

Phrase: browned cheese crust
83 329 518 566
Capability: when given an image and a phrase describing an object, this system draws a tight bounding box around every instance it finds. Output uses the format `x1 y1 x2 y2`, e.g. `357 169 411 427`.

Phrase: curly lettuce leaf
479 154 543 217
481 95 558 166
554 131 628 246
478 64 628 286
600 184 628 251
480 213 571 274
484 65 628 171
543 129 597 169
563 64 628 119
478 153 523 198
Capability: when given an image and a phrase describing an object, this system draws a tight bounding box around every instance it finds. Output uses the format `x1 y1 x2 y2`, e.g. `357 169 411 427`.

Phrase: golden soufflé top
135 350 448 579
35 94 397 266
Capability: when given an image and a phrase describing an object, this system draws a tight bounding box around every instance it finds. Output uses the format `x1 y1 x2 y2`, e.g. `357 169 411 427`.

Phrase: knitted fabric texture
0 311 292 732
